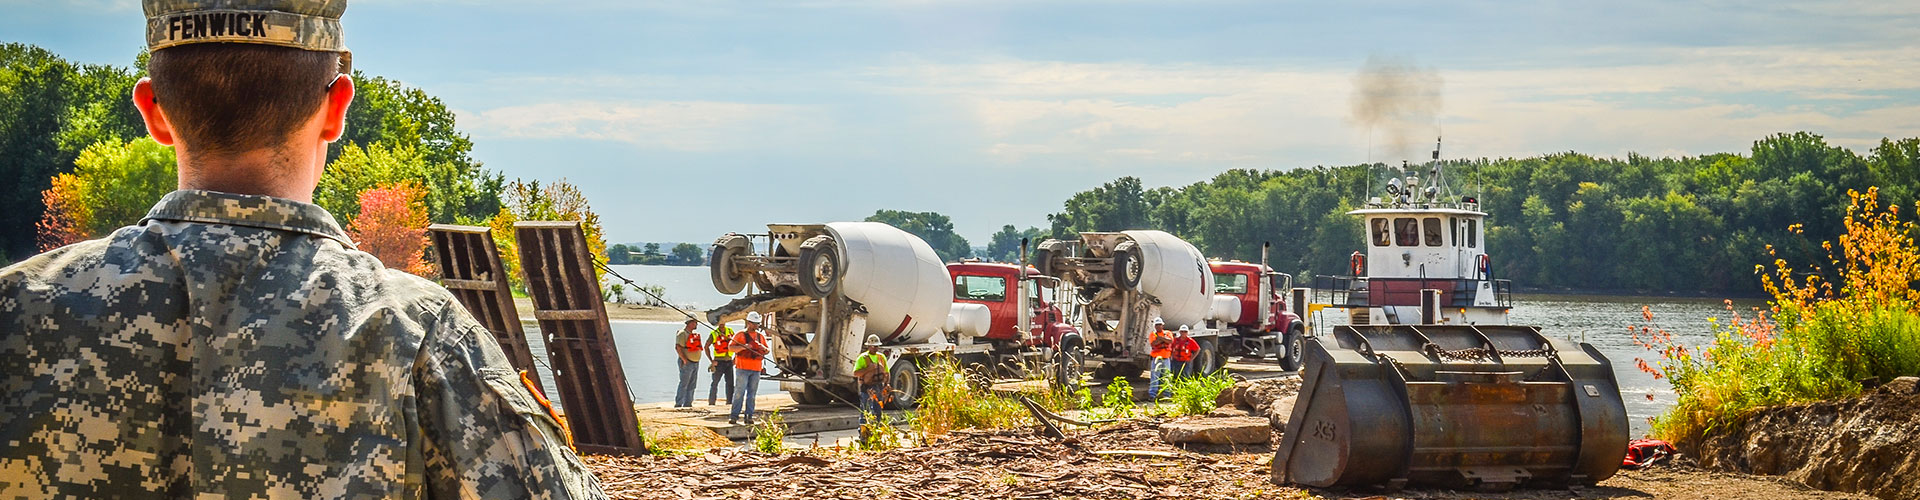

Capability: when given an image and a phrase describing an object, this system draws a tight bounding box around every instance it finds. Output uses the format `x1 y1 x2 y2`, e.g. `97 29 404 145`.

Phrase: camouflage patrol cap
145 0 347 53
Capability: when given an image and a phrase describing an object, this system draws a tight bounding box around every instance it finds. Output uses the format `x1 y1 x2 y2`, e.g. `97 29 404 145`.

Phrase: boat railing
1311 275 1513 309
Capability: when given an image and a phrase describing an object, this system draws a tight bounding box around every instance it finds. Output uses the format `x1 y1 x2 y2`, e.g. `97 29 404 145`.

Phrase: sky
5 0 1919 246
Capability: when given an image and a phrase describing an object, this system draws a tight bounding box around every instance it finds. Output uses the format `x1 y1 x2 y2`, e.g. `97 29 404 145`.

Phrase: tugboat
1313 140 1512 326
1276 139 1628 491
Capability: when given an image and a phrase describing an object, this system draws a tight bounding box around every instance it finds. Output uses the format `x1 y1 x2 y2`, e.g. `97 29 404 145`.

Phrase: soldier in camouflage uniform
0 1 606 498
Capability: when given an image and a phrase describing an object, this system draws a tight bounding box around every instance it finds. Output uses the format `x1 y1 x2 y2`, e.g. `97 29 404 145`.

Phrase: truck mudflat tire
710 234 753 294
1278 326 1304 372
797 235 840 298
1194 337 1219 376
1034 239 1065 277
888 359 922 409
1052 336 1086 391
1113 241 1142 291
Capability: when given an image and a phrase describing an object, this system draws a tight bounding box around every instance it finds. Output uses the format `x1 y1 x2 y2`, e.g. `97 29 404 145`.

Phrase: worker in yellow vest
852 335 889 425
706 322 736 406
673 319 702 408
1147 317 1173 399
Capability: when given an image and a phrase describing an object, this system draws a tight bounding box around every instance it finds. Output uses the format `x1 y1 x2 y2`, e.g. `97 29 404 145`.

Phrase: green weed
752 410 788 454
1157 371 1234 416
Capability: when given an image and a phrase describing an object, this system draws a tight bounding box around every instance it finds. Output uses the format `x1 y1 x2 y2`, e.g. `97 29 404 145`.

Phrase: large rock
1227 377 1302 418
1691 376 1920 500
1162 417 1272 445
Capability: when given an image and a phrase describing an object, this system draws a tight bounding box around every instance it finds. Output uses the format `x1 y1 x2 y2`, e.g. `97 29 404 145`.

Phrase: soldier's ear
133 78 177 146
318 74 354 142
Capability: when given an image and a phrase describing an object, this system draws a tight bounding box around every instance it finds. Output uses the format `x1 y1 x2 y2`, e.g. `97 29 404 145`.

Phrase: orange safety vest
1149 329 1173 358
1171 336 1200 362
731 329 768 372
710 329 733 359
680 330 702 361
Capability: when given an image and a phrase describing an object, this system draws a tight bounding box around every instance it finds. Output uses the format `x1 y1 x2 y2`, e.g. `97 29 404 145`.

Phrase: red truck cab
946 261 1078 348
1209 260 1307 369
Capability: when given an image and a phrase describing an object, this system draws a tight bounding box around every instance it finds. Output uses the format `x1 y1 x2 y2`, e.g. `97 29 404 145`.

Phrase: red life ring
1349 252 1366 277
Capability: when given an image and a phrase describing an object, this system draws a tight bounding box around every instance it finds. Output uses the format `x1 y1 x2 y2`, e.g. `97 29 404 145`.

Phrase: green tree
607 243 632 265
985 225 1048 263
331 73 502 224
637 242 665 265
669 242 705 266
865 210 972 262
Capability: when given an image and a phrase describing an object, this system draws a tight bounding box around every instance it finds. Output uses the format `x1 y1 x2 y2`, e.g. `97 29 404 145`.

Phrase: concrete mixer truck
1033 230 1237 380
706 222 1080 407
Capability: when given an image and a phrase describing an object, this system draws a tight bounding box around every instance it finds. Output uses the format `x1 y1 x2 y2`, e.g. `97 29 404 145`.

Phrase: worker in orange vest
729 311 772 425
1170 325 1202 378
1147 317 1173 399
673 318 702 408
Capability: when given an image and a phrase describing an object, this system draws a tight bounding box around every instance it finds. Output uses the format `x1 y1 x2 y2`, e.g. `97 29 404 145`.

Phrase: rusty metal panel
428 224 542 394
1273 325 1627 491
513 221 645 456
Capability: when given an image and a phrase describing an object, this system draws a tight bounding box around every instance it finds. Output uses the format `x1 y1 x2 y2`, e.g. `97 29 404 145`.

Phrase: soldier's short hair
147 43 340 156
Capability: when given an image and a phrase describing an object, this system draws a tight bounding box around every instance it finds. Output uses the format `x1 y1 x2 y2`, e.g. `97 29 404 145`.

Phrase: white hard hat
1179 324 1190 332
1151 317 1165 326
864 335 882 347
745 311 763 324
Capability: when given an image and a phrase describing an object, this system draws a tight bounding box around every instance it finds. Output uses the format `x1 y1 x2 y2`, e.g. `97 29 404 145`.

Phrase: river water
525 265 1756 437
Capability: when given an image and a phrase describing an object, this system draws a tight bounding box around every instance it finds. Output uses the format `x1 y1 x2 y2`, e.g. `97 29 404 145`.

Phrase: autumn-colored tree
33 136 178 251
35 175 89 251
348 183 434 277
487 178 607 292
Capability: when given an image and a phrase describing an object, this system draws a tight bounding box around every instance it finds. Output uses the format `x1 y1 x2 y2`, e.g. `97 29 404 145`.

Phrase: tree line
608 242 705 266
1 43 606 291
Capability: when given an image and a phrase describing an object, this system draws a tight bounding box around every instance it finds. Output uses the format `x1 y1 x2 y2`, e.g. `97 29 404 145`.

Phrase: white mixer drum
826 222 954 344
1121 230 1215 329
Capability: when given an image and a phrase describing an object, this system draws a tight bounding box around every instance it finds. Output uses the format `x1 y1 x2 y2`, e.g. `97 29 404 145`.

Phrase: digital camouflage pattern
145 0 348 52
0 190 606 499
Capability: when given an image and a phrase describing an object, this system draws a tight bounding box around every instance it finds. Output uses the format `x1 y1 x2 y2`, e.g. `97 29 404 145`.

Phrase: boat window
1424 218 1442 246
1466 219 1478 248
1371 218 1391 247
954 275 1007 302
1395 218 1419 247
1214 273 1248 294
1450 217 1460 246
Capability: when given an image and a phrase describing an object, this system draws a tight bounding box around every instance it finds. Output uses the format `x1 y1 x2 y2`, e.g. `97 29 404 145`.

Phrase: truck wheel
1034 239 1065 276
710 234 753 294
1112 241 1142 291
1052 336 1086 391
888 360 922 409
1194 338 1220 376
797 235 840 298
1278 326 1304 372
790 386 827 405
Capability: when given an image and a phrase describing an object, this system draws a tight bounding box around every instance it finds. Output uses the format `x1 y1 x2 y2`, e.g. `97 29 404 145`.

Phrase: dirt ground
584 419 1863 500
514 296 694 322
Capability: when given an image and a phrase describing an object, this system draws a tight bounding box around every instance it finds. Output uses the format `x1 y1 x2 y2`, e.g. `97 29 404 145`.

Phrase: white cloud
460 100 818 152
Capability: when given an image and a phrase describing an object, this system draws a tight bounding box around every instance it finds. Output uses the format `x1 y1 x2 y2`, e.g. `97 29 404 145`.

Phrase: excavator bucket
1273 325 1627 491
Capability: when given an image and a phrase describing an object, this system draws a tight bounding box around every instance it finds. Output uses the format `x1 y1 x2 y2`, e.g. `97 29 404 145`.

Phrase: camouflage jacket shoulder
0 189 605 499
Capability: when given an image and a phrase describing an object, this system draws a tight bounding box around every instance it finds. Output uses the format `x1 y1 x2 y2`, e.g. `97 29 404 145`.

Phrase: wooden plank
427 225 542 394
513 221 646 456
532 309 600 321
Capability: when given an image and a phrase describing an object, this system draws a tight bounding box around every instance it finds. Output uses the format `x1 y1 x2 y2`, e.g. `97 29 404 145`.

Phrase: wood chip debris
584 419 1286 500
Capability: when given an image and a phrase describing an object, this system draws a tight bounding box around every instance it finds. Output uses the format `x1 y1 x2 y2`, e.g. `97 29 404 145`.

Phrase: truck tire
1052 335 1086 391
790 386 828 406
797 235 840 298
1034 239 1065 277
1095 361 1144 382
887 359 922 409
1193 337 1220 376
1112 241 1142 291
1278 325 1305 372
710 234 753 294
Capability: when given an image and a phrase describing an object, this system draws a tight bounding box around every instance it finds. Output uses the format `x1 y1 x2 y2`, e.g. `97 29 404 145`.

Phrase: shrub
913 356 1031 436
1640 187 1920 444
1158 371 1235 416
752 410 788 454
1095 377 1138 420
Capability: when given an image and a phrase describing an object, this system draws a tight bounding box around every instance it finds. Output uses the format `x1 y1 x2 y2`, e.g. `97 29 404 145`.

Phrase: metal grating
513 221 645 455
428 224 542 393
